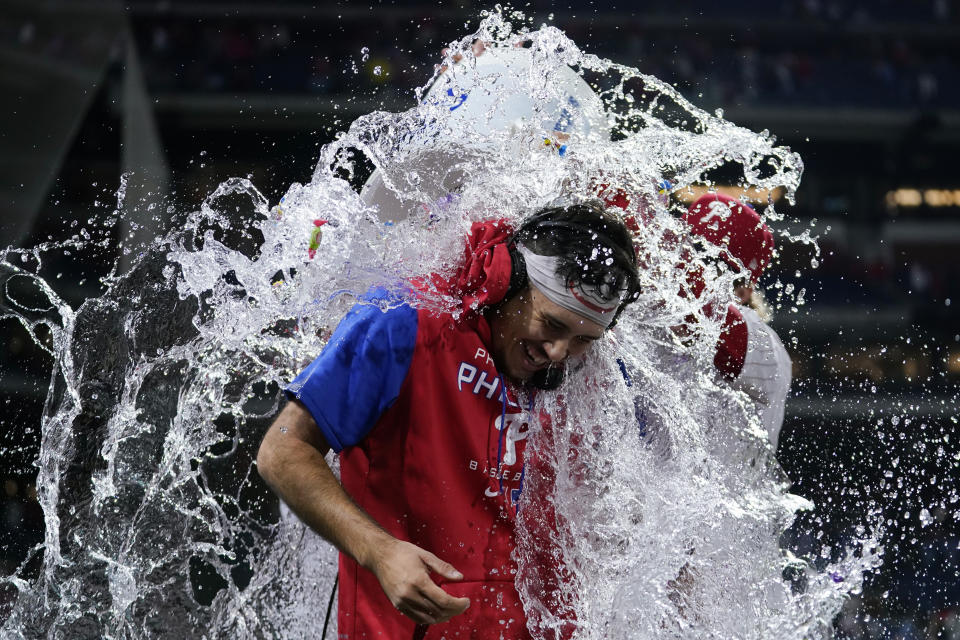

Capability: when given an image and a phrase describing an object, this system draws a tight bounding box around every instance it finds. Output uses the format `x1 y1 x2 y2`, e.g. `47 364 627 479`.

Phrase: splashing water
0 10 883 639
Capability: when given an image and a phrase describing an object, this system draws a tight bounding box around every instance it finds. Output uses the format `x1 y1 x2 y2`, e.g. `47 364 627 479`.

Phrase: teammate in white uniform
683 192 792 449
732 302 792 448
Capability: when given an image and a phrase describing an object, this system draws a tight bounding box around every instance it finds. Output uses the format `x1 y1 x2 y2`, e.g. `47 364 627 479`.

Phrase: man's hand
258 402 470 626
369 539 470 625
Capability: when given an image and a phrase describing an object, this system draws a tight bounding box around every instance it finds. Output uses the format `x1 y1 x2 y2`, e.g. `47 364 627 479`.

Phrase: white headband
518 245 622 328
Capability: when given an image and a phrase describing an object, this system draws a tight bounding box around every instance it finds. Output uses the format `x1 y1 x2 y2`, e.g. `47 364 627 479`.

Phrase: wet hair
508 200 641 327
503 201 641 390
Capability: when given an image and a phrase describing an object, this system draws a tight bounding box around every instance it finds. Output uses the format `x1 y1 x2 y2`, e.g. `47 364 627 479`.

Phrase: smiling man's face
488 285 606 385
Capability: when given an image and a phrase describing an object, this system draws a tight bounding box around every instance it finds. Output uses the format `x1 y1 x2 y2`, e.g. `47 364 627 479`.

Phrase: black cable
322 574 339 639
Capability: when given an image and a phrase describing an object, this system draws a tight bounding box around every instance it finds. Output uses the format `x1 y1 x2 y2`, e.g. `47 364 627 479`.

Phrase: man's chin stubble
527 364 565 391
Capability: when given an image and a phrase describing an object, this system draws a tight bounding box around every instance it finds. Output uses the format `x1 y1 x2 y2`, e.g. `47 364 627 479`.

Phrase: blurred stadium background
1 1 958 637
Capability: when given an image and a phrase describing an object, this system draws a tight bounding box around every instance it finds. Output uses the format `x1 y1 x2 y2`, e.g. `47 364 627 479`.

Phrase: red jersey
289 288 535 639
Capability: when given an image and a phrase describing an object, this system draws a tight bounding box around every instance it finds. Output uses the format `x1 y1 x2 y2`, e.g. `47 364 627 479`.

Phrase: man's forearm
257 405 394 569
257 402 471 626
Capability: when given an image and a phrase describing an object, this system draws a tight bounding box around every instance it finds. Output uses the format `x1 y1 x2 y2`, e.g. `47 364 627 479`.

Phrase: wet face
488 285 606 385
734 284 753 306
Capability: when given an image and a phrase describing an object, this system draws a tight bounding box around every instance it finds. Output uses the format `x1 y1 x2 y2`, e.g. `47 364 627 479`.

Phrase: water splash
1 8 882 639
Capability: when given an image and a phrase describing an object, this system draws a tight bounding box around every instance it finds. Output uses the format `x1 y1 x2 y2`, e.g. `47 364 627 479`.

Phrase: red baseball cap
683 193 774 284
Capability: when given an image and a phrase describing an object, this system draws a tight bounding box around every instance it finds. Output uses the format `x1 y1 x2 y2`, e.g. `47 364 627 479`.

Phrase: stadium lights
886 188 960 208
948 351 960 375
673 185 785 205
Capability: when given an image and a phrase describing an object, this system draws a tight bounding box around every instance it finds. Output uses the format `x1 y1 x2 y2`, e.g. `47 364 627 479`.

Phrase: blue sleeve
285 288 418 452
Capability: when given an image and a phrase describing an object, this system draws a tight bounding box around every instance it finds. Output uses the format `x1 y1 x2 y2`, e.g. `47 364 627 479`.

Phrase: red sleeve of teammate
714 304 748 380
600 186 751 380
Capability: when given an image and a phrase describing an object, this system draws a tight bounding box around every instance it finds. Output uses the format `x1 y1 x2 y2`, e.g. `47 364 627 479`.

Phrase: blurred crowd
5 2 958 109
835 600 960 639
764 231 960 393
117 1 960 110
782 504 960 639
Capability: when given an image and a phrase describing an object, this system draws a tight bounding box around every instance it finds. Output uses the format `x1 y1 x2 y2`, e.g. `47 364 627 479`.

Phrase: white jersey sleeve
731 306 792 449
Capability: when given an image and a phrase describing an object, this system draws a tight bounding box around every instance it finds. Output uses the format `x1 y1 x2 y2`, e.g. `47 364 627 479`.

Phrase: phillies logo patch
493 413 529 466
482 414 529 500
